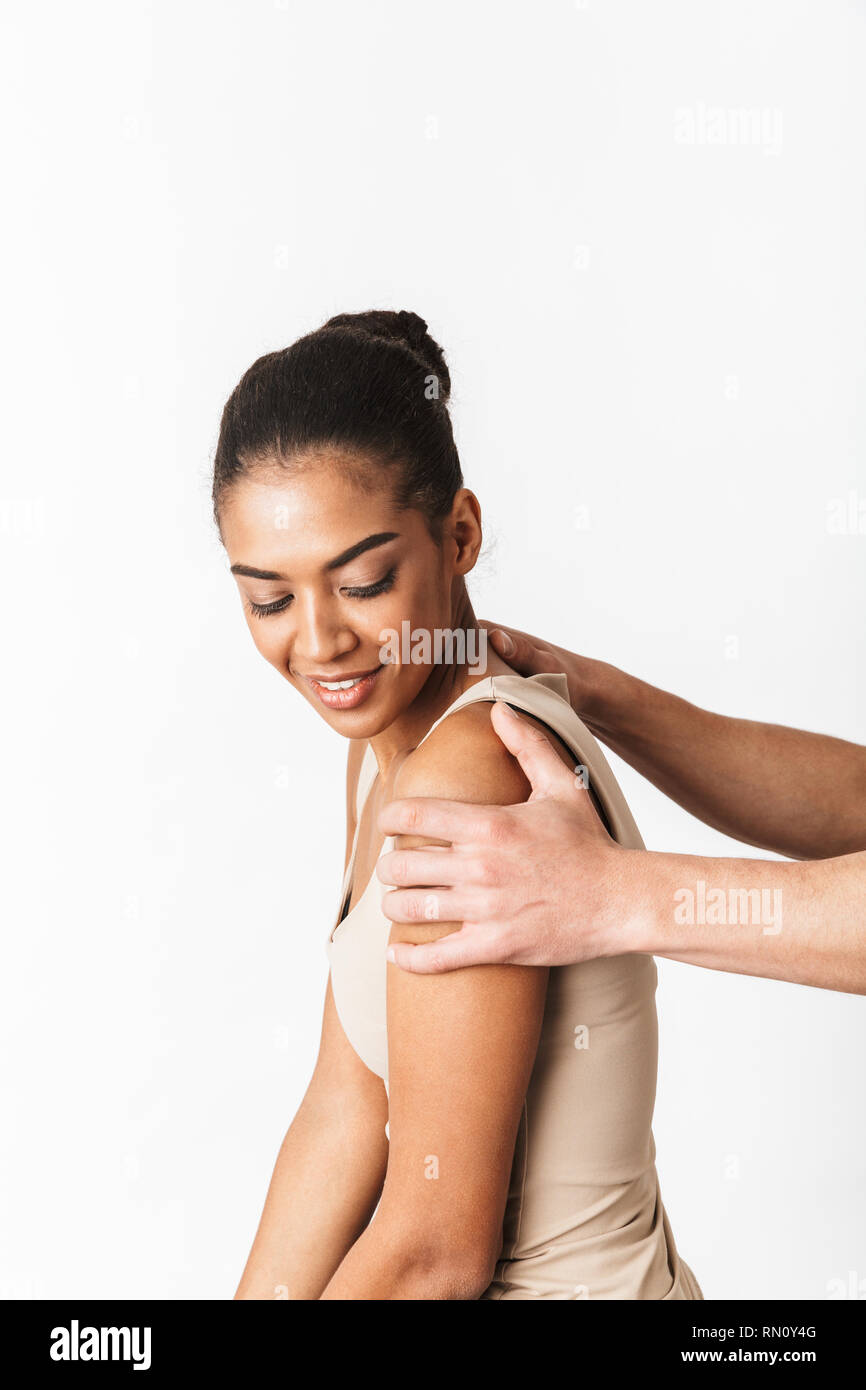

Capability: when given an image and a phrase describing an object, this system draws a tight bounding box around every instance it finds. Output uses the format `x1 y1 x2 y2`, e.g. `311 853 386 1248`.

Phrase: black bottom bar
6 1298 862 1376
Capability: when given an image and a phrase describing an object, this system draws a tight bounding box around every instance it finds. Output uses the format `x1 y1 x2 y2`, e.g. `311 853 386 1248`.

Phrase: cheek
367 592 432 651
406 575 448 627
391 564 449 621
244 613 290 668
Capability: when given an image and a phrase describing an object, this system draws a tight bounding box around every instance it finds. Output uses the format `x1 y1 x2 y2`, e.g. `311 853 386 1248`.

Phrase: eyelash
247 567 397 618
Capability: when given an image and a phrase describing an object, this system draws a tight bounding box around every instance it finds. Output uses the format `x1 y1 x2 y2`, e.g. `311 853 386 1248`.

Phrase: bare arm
320 705 554 1299
484 623 866 860
628 847 866 990
234 978 389 1298
235 739 387 1299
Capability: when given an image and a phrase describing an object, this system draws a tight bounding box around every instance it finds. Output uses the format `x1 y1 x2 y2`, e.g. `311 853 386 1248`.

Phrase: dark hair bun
322 308 450 400
395 309 428 350
213 307 462 532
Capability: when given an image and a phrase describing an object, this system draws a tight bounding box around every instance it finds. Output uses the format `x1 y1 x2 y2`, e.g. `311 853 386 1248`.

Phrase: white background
1 0 864 1299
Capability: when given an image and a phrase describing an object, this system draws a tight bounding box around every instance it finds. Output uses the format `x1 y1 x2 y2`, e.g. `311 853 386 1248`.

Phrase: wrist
609 847 667 956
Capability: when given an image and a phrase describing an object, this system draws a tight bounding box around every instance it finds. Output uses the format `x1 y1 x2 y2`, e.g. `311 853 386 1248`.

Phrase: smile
303 665 383 711
317 676 368 691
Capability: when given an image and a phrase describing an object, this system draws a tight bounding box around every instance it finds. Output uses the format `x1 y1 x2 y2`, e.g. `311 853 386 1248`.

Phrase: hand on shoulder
394 697 571 815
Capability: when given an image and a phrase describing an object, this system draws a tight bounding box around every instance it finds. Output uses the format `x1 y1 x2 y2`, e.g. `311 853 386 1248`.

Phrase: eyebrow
230 531 399 581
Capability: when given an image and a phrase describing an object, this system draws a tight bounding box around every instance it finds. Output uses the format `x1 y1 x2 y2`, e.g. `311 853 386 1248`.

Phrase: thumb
490 701 583 800
486 626 556 677
387 926 503 973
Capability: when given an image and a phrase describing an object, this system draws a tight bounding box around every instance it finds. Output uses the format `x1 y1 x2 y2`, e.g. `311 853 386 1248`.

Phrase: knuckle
480 811 514 850
473 854 498 889
426 947 444 972
475 887 500 921
486 811 515 849
389 851 408 884
422 892 441 922
406 893 429 923
477 810 503 844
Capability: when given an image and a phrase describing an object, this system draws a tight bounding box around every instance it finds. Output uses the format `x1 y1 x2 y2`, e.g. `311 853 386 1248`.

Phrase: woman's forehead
221 474 424 574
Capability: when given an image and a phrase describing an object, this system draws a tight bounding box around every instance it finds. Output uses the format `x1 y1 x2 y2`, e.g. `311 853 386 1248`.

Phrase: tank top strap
413 671 646 851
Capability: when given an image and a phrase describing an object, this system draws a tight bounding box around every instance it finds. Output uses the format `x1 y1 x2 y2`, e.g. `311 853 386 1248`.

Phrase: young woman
216 309 702 1300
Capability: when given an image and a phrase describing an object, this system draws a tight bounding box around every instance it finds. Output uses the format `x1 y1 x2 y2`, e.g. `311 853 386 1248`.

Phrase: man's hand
376 632 866 991
377 702 644 974
482 623 613 737
485 621 866 860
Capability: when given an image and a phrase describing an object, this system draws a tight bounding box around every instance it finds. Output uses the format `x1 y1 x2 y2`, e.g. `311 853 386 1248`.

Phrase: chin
334 710 392 739
295 672 398 737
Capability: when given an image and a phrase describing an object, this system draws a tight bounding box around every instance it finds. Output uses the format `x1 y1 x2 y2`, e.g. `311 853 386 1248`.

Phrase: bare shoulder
395 702 526 808
395 697 571 809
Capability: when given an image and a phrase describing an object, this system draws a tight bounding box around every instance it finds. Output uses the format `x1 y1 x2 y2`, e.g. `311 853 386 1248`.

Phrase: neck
369 590 487 777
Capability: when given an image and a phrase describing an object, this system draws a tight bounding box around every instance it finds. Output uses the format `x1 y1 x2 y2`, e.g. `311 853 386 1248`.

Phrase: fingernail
492 629 514 655
386 946 396 963
495 700 520 720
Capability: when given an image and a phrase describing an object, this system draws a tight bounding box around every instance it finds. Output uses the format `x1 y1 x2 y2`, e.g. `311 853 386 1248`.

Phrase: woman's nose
292 595 354 668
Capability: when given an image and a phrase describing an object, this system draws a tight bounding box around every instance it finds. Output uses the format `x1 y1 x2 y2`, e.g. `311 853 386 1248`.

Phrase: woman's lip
304 665 383 711
302 666 381 683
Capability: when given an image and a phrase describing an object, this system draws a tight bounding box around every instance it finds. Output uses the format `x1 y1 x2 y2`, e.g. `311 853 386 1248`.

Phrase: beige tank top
326 672 702 1300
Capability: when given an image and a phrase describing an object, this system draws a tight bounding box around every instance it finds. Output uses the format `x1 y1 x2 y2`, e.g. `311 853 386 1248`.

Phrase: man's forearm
584 660 866 860
622 847 866 994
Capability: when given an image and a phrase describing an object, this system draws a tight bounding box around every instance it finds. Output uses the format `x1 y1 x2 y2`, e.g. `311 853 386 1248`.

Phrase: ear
446 488 483 576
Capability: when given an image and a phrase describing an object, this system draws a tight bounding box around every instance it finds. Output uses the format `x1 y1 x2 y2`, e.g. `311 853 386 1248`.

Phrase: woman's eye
343 567 397 600
247 594 293 618
245 566 396 616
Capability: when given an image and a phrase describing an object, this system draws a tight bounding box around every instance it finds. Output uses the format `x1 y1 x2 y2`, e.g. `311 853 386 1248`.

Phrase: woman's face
219 456 480 740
